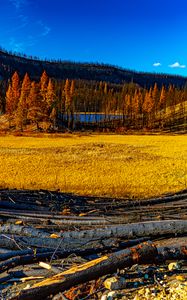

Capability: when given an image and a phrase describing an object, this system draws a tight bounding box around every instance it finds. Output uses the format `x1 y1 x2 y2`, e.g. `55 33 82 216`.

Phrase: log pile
0 189 187 299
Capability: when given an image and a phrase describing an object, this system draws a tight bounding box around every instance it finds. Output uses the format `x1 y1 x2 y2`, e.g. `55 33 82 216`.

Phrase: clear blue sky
0 0 187 75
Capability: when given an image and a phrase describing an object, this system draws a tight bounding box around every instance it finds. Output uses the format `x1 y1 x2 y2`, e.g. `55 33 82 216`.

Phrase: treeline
0 48 187 88
0 70 186 132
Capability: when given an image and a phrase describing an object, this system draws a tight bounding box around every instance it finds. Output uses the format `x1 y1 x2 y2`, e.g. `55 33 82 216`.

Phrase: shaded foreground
0 134 186 198
1 189 187 299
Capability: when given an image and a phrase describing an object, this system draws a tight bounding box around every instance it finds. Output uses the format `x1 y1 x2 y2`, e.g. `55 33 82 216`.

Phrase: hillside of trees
0 48 186 133
0 70 186 133
0 47 187 88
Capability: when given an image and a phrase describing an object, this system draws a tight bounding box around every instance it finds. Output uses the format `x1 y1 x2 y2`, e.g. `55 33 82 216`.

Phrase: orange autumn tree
27 81 44 129
46 78 55 112
159 86 167 111
16 73 31 130
11 71 20 111
46 79 57 129
5 84 13 128
5 71 20 117
40 70 49 111
64 79 73 128
158 86 167 129
142 88 154 127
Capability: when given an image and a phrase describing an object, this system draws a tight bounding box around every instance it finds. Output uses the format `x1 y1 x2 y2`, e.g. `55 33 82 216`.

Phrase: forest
0 48 186 132
0 69 186 132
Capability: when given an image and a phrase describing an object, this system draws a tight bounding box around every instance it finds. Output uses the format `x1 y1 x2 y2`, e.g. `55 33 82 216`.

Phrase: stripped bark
8 241 157 300
59 220 187 240
0 224 49 238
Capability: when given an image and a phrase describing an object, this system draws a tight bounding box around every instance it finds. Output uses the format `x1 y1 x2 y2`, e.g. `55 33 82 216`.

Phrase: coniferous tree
40 70 49 110
159 86 167 129
5 83 14 128
11 71 20 112
142 88 154 127
16 73 31 130
27 81 43 129
64 79 72 128
159 86 166 111
5 84 13 114
69 80 75 128
46 79 55 112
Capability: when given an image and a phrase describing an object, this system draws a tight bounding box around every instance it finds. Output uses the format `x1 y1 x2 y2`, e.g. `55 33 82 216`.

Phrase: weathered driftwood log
0 209 110 225
0 209 106 220
0 252 59 273
158 245 187 261
0 224 49 238
0 201 48 211
0 234 115 251
59 220 187 240
8 241 157 300
0 248 57 261
0 269 52 285
113 191 187 208
0 239 120 274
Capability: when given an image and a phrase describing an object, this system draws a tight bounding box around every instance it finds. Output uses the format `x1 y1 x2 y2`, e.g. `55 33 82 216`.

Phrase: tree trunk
59 220 187 240
8 241 157 300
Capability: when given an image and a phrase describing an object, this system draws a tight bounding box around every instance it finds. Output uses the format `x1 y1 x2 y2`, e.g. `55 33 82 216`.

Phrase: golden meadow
0 134 187 199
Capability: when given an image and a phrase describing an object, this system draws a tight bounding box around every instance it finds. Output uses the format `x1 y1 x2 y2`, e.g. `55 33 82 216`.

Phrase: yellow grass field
0 134 186 199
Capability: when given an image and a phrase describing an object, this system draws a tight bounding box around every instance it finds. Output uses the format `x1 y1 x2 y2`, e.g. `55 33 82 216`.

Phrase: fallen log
0 252 60 273
0 248 57 261
158 245 187 261
0 209 106 220
0 209 110 225
0 239 121 274
0 234 113 250
0 201 48 211
59 220 187 240
0 224 49 238
8 241 157 300
86 191 187 210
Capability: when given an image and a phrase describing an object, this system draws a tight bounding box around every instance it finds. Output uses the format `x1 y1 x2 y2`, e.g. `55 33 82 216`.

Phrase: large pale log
59 220 187 240
8 241 157 300
0 235 115 250
0 224 49 238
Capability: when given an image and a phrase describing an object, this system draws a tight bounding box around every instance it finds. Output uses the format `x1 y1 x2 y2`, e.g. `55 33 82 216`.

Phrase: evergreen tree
64 79 72 127
27 81 44 129
11 71 20 111
40 70 49 109
142 88 154 127
46 79 55 112
5 84 13 114
16 73 31 130
159 86 166 110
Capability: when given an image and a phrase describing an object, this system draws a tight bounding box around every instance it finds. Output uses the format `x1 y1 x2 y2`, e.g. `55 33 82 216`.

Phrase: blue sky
0 0 187 75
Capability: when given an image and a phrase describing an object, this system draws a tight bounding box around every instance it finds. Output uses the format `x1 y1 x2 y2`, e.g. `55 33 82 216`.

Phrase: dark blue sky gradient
1 0 187 75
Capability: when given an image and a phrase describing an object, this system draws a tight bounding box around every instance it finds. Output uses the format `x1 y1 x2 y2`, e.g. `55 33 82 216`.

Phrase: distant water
73 113 123 123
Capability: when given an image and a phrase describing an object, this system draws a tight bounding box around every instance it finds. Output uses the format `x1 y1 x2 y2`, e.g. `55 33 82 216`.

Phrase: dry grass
0 134 186 198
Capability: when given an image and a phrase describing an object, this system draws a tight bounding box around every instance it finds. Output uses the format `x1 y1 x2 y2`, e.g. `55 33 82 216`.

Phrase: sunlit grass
0 134 186 198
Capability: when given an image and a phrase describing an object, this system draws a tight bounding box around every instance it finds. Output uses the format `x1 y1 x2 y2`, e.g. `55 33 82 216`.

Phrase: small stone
168 262 181 271
107 291 117 300
104 277 126 290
